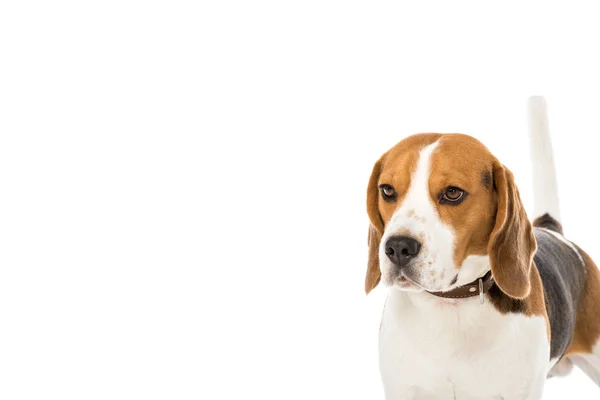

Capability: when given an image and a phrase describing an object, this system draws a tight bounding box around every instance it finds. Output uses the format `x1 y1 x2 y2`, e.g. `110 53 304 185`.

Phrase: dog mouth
393 268 456 293
394 273 462 293
393 272 425 292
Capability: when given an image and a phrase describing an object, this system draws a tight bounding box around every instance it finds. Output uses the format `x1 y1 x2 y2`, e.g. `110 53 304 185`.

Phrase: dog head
365 133 536 299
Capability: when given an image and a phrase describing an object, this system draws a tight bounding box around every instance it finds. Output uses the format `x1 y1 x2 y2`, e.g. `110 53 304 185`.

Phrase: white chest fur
379 289 550 400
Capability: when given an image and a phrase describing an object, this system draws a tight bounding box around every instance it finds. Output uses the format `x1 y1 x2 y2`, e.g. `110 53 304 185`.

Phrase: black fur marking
533 228 586 359
450 274 458 285
533 213 563 235
487 285 527 314
481 170 492 188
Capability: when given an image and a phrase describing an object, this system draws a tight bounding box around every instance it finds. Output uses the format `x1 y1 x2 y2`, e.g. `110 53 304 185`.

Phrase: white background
1 1 600 399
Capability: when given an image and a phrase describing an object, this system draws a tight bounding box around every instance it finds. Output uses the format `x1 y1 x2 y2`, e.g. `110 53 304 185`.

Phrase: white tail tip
528 95 561 223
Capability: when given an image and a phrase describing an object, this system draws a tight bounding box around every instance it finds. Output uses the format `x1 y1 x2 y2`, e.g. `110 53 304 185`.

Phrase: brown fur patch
428 135 499 268
565 246 600 355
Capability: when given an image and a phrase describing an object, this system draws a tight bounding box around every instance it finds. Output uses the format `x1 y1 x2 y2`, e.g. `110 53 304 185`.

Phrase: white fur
528 96 561 223
455 254 492 287
379 141 459 292
379 289 550 399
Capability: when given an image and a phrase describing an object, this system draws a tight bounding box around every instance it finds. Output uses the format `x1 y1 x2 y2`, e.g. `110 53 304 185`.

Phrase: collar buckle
479 277 484 305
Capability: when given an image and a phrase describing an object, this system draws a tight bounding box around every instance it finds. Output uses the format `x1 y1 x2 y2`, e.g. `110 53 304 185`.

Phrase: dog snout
385 236 421 267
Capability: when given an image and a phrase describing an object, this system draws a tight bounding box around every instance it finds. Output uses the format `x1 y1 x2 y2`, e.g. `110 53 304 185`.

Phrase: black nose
385 236 421 267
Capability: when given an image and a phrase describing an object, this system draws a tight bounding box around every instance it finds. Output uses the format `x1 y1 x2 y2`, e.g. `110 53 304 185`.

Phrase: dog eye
379 184 397 201
441 186 465 204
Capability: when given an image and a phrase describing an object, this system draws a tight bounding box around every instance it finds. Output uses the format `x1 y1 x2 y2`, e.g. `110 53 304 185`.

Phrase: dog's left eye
440 186 466 204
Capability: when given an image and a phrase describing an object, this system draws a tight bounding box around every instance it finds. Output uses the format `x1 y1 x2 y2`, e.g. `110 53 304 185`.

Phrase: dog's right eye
379 184 397 201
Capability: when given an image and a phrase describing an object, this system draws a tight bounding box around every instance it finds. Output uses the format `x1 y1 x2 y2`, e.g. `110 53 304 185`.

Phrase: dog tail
528 96 563 234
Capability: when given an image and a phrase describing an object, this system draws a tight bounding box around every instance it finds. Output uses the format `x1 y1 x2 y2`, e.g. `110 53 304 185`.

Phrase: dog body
366 98 600 399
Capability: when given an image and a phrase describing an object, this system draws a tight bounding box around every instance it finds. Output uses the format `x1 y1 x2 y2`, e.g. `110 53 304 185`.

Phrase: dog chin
390 275 425 292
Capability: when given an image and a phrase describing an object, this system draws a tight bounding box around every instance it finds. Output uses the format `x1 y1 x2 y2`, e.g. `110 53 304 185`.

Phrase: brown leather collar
427 271 495 301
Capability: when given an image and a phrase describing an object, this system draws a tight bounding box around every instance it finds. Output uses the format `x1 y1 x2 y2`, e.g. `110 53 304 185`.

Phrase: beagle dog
365 97 600 399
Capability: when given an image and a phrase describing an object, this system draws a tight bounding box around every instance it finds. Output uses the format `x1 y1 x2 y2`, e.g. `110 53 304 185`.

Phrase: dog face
365 133 536 298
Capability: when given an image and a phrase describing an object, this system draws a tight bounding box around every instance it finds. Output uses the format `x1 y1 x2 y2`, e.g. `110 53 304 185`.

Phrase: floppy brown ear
488 162 537 299
365 157 385 295
366 225 382 294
